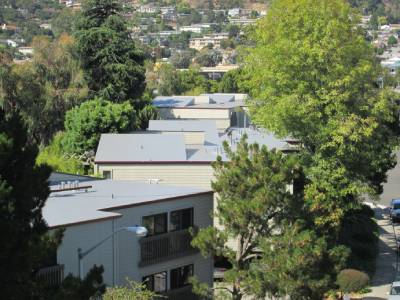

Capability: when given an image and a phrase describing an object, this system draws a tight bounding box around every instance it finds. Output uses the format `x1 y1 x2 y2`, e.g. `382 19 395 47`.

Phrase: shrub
336 269 369 293
63 98 136 154
103 280 160 300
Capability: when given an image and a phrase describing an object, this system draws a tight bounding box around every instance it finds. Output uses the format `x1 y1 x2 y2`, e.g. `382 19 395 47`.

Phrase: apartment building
42 179 213 297
152 93 250 131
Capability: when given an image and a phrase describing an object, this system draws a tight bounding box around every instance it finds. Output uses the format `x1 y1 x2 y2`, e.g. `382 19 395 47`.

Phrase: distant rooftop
152 93 247 109
43 180 212 228
48 172 100 185
95 124 296 164
95 134 187 163
148 120 220 146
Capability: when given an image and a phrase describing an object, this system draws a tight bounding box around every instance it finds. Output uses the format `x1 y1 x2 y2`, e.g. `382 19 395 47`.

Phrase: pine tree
0 109 52 299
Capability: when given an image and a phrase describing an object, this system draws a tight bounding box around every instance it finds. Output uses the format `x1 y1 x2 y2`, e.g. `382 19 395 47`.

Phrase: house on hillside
41 179 213 297
152 93 250 131
93 123 296 186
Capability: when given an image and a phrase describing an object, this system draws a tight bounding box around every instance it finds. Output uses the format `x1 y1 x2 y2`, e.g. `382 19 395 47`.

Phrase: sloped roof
148 120 221 146
95 134 187 163
44 180 212 228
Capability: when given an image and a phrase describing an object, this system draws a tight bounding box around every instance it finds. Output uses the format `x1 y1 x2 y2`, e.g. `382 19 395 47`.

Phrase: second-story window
142 213 167 236
170 208 193 231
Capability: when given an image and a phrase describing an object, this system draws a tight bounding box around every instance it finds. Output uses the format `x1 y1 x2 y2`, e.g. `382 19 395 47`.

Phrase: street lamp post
77 226 147 281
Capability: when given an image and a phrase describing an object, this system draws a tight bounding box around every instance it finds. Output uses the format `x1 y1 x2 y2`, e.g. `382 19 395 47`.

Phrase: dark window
143 271 167 292
142 213 168 236
170 208 193 231
103 171 111 179
170 264 194 290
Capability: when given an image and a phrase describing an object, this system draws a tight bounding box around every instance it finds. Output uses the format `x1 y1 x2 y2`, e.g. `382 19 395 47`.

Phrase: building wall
160 131 205 145
56 193 214 288
57 219 115 284
113 193 214 287
97 164 214 189
159 108 231 119
156 107 247 130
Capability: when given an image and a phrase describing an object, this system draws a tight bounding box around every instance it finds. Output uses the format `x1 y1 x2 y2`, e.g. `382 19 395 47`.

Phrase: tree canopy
244 0 399 231
0 109 52 299
62 98 136 154
75 0 146 104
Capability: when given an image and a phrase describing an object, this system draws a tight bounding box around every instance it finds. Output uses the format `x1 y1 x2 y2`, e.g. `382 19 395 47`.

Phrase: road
364 152 400 299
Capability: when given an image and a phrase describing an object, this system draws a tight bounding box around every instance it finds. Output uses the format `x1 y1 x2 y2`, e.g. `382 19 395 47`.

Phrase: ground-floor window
170 264 194 290
142 271 167 292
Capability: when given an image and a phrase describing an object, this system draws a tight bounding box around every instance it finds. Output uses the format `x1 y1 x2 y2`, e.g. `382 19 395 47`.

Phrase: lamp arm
79 227 126 260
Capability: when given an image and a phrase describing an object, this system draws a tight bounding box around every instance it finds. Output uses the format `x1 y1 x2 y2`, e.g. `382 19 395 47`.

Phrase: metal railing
139 228 198 267
36 264 64 287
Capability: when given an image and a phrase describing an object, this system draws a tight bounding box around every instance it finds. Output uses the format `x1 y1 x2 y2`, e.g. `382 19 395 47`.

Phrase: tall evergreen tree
0 109 52 299
75 0 146 104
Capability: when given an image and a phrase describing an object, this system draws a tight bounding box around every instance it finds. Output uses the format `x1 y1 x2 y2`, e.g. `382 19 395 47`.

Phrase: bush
336 269 369 293
103 280 160 300
63 98 136 154
37 132 85 174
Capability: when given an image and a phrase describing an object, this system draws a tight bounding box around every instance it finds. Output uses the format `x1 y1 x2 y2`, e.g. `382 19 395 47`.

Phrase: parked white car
388 281 400 299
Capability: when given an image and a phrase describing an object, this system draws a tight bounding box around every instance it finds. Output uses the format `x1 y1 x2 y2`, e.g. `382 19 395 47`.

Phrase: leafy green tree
75 0 146 104
170 50 195 69
338 205 379 274
36 132 85 175
51 8 79 37
0 109 52 299
194 49 223 67
191 136 300 300
0 34 88 145
244 0 399 232
251 222 349 300
63 98 136 154
388 35 398 45
218 68 245 93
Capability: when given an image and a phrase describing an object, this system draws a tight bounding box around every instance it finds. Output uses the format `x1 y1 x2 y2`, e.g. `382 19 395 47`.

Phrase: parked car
390 199 400 222
388 281 400 299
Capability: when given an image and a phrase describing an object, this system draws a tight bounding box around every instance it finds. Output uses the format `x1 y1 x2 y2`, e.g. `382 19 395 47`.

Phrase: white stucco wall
56 193 214 288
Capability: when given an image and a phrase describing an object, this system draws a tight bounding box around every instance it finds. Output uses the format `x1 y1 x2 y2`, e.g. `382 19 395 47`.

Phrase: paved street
363 207 397 300
364 152 400 299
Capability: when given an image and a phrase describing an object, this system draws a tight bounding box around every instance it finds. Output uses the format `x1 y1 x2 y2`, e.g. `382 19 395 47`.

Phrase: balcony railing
36 264 64 287
139 228 198 267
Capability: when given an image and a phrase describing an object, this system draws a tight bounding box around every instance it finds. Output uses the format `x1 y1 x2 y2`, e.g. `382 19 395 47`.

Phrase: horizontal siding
100 164 214 189
160 131 205 145
169 108 231 119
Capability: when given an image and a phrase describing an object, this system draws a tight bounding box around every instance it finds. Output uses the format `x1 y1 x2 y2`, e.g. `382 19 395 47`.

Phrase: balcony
36 264 64 287
139 228 198 267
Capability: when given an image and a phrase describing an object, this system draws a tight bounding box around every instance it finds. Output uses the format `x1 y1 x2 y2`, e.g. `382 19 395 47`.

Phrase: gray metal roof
153 96 194 107
200 94 234 103
43 180 212 228
152 93 247 109
148 120 221 146
48 172 100 185
95 134 187 162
